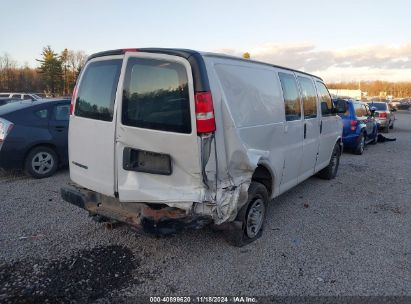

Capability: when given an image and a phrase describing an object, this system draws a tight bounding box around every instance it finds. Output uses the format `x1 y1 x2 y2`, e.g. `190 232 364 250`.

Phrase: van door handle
320 121 323 134
304 123 307 139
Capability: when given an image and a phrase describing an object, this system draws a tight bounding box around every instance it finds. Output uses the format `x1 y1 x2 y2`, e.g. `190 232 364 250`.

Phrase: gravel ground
1 112 410 302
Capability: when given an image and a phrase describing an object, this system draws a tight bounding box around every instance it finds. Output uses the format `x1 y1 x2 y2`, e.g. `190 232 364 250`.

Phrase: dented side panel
201 57 287 224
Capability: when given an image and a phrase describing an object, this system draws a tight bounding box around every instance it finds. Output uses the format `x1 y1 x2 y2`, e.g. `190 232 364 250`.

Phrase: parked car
367 101 395 132
0 92 41 100
61 48 344 246
0 98 20 106
33 93 51 99
389 99 401 110
0 98 70 178
397 99 410 110
334 98 378 154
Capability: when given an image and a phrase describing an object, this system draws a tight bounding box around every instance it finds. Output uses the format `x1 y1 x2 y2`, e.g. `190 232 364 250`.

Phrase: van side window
278 72 301 121
297 76 317 119
122 58 191 134
75 59 122 122
316 82 334 116
334 99 350 117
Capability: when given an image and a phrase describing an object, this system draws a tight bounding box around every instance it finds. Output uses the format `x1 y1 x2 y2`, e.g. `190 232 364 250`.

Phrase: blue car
333 99 378 155
0 98 70 178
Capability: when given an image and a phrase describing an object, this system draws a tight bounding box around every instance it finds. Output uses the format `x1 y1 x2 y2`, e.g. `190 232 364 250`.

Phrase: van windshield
75 59 122 121
122 58 191 134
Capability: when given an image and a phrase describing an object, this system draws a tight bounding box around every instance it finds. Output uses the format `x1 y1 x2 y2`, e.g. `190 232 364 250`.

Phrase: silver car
368 102 395 132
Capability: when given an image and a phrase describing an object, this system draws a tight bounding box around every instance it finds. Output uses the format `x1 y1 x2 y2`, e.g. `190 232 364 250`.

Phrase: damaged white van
61 48 344 246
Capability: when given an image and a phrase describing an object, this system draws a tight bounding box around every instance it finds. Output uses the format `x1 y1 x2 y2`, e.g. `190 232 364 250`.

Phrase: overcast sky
1 0 410 82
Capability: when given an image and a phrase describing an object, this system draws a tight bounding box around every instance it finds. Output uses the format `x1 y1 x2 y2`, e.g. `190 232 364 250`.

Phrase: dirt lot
1 112 410 303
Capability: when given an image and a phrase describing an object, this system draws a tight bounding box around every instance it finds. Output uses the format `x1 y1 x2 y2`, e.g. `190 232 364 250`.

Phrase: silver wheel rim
32 152 54 175
246 198 265 238
360 136 365 153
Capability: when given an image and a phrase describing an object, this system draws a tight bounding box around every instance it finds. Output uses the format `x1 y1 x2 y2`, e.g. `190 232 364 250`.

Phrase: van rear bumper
61 184 212 235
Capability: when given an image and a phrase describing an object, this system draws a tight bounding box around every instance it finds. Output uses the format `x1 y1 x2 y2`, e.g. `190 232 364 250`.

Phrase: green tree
242 52 251 59
37 46 63 95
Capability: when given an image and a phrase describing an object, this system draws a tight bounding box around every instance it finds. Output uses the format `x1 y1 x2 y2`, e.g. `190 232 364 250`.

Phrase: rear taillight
0 118 14 143
379 112 387 119
70 85 77 115
350 120 357 131
195 92 216 134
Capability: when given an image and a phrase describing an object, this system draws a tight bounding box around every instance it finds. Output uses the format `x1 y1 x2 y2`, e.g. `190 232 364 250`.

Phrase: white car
61 48 343 246
0 92 41 100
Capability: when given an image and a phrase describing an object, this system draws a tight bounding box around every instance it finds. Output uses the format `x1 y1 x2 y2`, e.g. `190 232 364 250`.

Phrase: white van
61 48 344 246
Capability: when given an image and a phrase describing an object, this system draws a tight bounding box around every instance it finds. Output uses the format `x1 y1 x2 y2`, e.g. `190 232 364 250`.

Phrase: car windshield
368 102 387 111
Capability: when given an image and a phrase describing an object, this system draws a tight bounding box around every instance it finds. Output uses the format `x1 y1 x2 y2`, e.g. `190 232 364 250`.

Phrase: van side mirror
333 99 347 114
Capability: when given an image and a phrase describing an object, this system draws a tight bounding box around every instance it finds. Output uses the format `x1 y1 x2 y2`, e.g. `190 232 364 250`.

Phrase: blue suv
334 99 378 155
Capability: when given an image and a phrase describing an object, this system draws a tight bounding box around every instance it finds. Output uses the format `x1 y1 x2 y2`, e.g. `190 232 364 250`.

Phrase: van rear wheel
226 182 268 247
317 143 341 180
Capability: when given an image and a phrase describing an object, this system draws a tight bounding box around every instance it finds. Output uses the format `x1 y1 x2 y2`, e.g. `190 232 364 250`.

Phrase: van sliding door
296 75 320 180
278 71 304 192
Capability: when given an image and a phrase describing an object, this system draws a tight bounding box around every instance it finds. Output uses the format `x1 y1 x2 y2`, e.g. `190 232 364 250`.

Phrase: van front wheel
317 143 341 180
226 182 268 247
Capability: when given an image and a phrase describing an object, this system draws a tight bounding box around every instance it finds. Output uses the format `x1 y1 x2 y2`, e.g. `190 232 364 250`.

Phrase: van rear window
75 59 122 121
122 58 191 134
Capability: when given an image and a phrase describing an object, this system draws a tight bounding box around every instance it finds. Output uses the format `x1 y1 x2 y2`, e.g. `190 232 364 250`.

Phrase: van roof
200 51 323 80
87 48 323 82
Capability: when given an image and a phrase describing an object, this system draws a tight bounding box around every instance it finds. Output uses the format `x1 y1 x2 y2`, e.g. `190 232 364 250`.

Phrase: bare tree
68 50 87 76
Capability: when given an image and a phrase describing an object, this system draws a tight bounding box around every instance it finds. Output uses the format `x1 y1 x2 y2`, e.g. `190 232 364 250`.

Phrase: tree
242 52 251 59
0 53 18 91
37 46 63 95
68 50 87 79
60 48 69 95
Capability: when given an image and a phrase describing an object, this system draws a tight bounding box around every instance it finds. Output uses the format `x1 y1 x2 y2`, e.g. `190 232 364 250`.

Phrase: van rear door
115 52 203 203
69 56 123 197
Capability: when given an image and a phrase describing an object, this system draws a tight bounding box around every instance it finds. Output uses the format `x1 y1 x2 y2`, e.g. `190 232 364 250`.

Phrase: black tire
370 129 378 145
317 143 341 179
226 182 269 247
354 133 365 155
389 121 394 129
383 123 389 133
25 146 58 178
